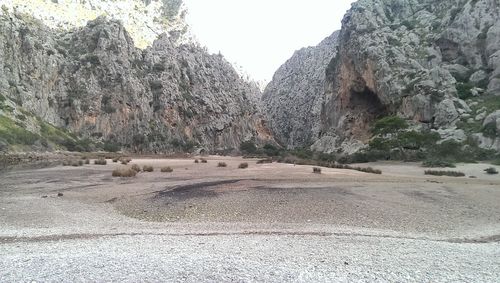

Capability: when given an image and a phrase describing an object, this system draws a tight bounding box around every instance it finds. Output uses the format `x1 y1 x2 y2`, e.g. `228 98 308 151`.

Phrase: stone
482 110 500 131
434 99 460 127
435 128 467 143
264 0 500 153
475 112 487 121
488 78 500 95
0 12 275 153
472 133 500 152
469 70 488 85
261 31 340 149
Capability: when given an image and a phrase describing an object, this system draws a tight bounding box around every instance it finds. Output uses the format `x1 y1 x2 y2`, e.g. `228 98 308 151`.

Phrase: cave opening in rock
347 87 388 139
349 87 387 117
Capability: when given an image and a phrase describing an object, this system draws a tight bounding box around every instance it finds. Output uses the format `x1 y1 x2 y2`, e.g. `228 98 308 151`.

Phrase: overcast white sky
183 0 355 82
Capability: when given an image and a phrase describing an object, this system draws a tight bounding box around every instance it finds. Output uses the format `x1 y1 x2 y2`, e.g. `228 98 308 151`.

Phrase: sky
183 0 355 83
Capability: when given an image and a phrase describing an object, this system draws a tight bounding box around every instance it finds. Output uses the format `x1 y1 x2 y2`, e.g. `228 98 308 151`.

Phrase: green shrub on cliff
0 115 39 146
372 116 408 135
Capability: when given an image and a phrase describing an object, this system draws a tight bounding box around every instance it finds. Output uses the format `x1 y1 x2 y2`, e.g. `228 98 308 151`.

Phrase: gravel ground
1 234 499 282
1 157 499 282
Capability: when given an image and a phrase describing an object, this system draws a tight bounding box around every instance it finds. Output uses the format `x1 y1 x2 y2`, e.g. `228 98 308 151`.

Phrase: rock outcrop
265 0 500 153
0 12 273 153
1 0 190 48
262 31 339 149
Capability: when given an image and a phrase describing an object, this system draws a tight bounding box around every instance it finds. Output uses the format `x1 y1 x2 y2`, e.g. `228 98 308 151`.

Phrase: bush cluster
142 165 154 172
63 159 84 167
424 170 465 177
277 157 382 175
131 164 141 172
161 166 173 173
120 157 132 165
217 162 227 167
112 168 137 177
238 162 249 169
256 158 273 164
94 158 107 165
484 167 499 175
422 159 456 168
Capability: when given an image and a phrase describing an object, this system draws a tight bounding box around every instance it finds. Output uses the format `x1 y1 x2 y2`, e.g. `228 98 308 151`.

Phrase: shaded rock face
261 32 339 149
0 13 273 152
316 0 500 152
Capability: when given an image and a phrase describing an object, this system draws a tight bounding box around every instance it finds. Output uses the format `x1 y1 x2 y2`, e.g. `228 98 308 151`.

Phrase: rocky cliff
0 11 273 153
266 0 500 153
1 0 190 48
262 31 339 149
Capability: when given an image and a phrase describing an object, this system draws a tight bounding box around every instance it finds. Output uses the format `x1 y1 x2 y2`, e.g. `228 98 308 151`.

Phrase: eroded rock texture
265 0 500 153
0 13 273 152
262 32 339 149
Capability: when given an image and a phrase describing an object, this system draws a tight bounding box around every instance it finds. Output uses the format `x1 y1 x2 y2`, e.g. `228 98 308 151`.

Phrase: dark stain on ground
105 197 119 203
254 186 355 196
2 232 499 244
402 190 442 203
156 179 243 201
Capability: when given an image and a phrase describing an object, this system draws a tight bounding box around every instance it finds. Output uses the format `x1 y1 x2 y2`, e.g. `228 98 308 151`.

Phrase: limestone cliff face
1 0 190 48
0 12 273 153
261 31 339 149
265 0 500 153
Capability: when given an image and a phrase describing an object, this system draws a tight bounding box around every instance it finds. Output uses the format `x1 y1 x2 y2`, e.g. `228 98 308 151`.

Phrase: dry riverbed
1 156 499 282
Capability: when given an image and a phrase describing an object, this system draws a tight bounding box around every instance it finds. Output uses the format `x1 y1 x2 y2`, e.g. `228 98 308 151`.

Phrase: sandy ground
0 157 499 282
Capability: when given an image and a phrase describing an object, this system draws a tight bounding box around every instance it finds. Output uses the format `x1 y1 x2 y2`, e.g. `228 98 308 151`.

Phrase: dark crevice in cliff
349 87 387 118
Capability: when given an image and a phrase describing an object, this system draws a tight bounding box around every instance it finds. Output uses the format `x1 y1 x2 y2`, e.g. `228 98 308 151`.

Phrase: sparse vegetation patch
112 168 137 177
257 158 273 164
161 166 173 173
143 165 154 172
94 158 107 165
424 170 465 177
422 159 456 168
484 167 499 175
131 164 141 172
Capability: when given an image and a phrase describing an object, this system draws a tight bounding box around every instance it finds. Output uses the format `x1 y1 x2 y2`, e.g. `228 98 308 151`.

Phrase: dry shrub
119 157 132 165
238 162 249 169
112 168 137 178
194 159 199 163
424 170 465 177
131 164 141 172
484 167 499 175
200 158 208 163
330 163 382 175
143 165 154 172
94 158 107 165
64 160 84 167
217 162 227 167
257 158 273 164
313 167 322 174
161 166 173 173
